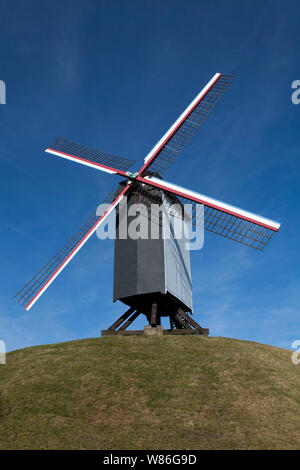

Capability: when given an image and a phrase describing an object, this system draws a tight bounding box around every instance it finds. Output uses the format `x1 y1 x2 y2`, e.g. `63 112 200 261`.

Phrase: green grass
0 335 300 449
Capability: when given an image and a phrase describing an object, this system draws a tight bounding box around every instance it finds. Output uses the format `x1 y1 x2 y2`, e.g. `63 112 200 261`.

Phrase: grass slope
0 336 299 450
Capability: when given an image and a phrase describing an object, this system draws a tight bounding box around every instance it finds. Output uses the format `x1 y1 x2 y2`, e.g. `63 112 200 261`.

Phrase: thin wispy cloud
0 150 38 182
2 221 51 251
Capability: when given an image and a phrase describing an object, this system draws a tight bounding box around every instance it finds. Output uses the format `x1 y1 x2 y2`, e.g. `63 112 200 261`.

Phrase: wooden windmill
14 73 281 336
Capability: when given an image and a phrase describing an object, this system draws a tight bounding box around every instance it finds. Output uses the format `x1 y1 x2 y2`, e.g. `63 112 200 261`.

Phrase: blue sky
0 0 299 351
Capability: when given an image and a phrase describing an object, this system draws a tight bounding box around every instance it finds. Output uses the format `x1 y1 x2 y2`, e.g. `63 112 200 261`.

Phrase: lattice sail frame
14 213 101 308
14 185 131 310
140 74 235 176
133 176 279 251
47 137 136 175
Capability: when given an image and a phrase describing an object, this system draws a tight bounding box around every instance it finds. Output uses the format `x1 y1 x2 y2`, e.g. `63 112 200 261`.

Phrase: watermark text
0 340 6 364
95 197 204 251
291 80 300 105
0 80 6 104
291 340 300 365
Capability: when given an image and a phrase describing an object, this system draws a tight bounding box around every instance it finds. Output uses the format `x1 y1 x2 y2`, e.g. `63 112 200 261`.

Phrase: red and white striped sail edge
140 73 221 171
140 176 280 232
45 148 121 175
24 185 130 311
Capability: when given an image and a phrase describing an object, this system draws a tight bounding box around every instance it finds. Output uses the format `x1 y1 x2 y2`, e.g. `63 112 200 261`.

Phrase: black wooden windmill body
15 73 281 335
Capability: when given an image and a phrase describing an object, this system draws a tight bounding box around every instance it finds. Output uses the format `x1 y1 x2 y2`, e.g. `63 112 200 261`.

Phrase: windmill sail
137 176 280 251
139 73 234 177
14 185 131 310
46 137 136 176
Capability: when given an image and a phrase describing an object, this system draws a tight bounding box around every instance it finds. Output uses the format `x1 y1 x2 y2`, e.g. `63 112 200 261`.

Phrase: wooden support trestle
101 303 209 336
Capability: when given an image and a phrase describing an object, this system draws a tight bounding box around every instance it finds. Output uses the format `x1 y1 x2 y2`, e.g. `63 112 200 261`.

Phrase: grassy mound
0 336 299 449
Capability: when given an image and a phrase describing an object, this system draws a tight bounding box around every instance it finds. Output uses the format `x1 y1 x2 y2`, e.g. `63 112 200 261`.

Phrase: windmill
14 73 281 336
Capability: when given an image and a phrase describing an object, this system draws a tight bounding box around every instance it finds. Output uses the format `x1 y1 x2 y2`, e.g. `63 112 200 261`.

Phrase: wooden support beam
102 328 207 336
101 305 209 337
102 329 145 336
171 315 183 329
107 307 135 331
118 310 140 331
173 313 192 330
177 308 203 330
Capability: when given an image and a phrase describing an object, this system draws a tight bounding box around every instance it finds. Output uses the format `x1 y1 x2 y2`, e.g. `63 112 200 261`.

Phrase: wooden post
150 302 158 327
